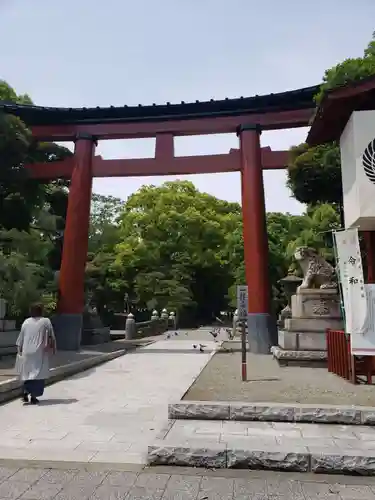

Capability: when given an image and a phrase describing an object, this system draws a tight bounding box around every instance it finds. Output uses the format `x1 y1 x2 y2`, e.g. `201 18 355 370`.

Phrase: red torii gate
0 84 319 350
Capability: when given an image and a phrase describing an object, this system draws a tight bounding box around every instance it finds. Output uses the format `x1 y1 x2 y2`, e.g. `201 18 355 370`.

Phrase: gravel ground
184 351 375 406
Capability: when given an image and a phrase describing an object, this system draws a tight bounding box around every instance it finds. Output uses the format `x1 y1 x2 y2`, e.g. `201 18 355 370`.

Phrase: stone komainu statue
294 247 337 290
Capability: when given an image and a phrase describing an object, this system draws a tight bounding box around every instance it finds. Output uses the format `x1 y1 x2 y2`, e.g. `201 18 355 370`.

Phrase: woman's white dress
16 317 55 381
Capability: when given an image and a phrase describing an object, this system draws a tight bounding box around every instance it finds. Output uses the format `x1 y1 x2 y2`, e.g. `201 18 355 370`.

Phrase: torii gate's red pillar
238 124 274 353
53 133 96 350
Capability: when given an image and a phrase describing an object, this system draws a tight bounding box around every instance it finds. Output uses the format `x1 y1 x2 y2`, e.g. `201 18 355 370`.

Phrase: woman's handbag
15 353 23 375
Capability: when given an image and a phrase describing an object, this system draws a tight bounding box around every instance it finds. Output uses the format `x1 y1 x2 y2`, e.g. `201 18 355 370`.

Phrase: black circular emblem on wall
363 138 375 184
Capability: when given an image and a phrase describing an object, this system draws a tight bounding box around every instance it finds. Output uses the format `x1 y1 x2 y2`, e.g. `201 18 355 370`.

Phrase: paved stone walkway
0 331 219 465
149 419 375 473
159 419 375 449
2 465 375 499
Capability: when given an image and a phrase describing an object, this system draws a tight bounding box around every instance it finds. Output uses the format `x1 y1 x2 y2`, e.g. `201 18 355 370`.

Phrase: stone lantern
151 309 159 321
277 274 303 328
161 308 168 320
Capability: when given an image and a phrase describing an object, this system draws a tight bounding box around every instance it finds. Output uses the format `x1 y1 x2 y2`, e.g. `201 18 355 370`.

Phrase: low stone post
169 311 177 330
151 310 159 321
232 309 239 339
125 312 136 340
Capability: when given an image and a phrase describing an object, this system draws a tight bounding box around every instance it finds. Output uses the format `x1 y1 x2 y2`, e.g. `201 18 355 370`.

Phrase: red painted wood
329 330 333 373
261 148 289 169
58 138 95 314
93 154 238 177
155 133 174 159
28 157 75 179
25 149 289 179
240 128 270 316
30 108 312 141
326 329 363 383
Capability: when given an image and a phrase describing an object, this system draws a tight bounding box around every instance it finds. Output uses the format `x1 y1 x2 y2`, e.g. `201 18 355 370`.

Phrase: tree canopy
0 81 71 316
82 183 339 324
287 33 375 207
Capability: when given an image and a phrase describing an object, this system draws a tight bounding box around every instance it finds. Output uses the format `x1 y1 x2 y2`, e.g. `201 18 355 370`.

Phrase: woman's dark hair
30 303 43 318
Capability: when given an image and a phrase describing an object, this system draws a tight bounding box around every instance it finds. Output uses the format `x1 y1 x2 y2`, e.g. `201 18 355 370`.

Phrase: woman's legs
22 383 29 403
23 380 45 404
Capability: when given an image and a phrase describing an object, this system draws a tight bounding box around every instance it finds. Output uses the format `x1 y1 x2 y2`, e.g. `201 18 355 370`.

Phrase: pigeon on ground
199 344 206 353
210 331 218 342
174 331 178 336
166 334 171 339
193 344 197 349
225 328 234 340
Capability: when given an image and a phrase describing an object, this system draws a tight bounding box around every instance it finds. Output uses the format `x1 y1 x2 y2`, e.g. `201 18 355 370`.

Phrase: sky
1 0 375 214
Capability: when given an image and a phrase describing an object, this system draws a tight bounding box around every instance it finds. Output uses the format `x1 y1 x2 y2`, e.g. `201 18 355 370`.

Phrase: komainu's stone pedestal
272 289 343 366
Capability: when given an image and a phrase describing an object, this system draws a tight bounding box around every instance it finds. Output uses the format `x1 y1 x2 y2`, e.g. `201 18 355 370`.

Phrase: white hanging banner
351 284 375 355
334 228 366 336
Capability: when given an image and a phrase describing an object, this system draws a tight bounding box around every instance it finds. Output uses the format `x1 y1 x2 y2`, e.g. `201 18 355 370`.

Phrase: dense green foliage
315 32 375 104
0 81 71 316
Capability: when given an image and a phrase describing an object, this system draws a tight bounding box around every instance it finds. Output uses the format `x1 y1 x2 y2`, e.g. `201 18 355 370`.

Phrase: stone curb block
0 349 127 404
169 402 230 420
147 441 227 469
310 448 375 475
169 402 374 425
147 441 375 475
226 446 310 472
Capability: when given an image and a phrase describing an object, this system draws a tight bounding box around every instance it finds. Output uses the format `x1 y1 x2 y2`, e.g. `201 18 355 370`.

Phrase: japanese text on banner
334 228 366 335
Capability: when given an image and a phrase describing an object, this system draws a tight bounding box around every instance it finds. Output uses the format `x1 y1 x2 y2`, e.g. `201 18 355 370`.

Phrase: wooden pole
241 321 247 381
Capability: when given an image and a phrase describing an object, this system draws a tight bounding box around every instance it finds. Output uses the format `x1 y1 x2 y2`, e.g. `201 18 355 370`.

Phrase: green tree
114 181 239 322
84 195 126 313
286 204 341 271
0 81 72 317
88 194 124 252
287 143 342 205
315 32 375 104
288 33 375 206
227 212 309 313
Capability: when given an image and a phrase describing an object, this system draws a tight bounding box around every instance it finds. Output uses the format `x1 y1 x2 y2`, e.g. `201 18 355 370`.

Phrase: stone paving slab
0 332 219 466
3 465 375 500
0 345 133 405
147 419 375 474
169 401 375 425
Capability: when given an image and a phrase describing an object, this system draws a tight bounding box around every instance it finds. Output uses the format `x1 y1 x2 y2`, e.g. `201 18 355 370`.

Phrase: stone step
147 419 375 474
168 401 375 425
271 345 327 367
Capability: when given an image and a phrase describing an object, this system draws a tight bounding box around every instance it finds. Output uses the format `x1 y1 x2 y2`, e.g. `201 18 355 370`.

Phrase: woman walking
16 303 57 405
